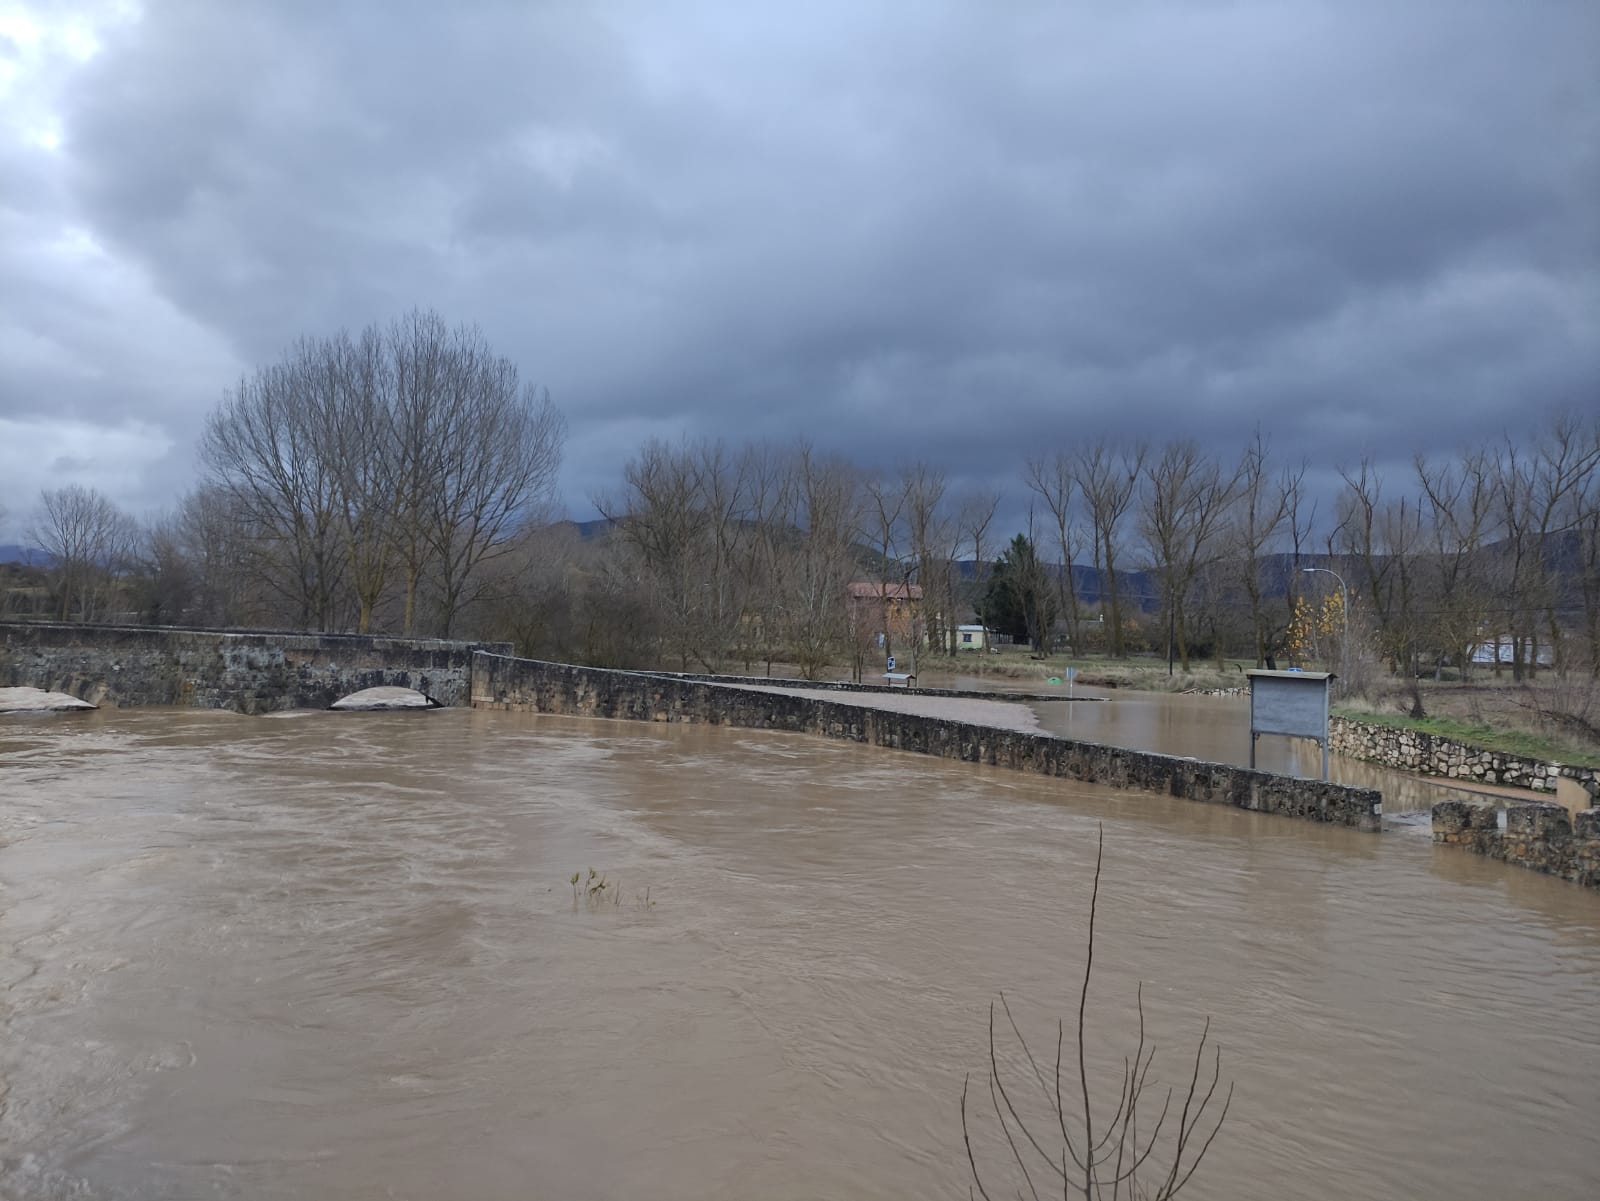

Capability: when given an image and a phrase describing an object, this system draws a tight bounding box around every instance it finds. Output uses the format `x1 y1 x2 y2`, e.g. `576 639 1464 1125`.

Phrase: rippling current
2 708 1597 1199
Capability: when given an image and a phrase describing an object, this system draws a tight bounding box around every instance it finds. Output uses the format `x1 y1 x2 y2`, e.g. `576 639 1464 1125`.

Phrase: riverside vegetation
569 868 654 912
3 315 1596 742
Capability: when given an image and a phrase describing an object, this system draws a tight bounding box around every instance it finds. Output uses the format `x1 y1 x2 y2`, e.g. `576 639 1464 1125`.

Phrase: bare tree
29 484 139 622
601 438 749 671
1571 419 1600 674
1378 493 1427 709
1280 468 1318 663
478 520 583 659
200 310 564 637
902 462 953 659
424 372 565 637
1333 457 1437 706
561 535 660 668
1075 441 1146 657
1415 447 1497 680
687 440 753 669
171 485 261 627
200 340 349 631
734 440 791 673
959 488 1002 647
601 439 703 670
860 473 911 670
1529 416 1600 675
328 325 398 634
1024 452 1083 649
779 443 864 679
1229 429 1296 667
1332 458 1390 647
962 828 1232 1200
136 509 196 625
388 308 453 635
1138 442 1240 671
1490 418 1599 680
380 313 568 637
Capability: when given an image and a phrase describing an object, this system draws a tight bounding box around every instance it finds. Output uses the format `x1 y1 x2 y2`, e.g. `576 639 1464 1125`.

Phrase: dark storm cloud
1 0 1595 534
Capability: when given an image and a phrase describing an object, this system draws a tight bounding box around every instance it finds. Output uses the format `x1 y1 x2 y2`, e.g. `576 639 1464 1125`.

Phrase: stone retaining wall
472 654 1383 831
0 622 509 714
1433 798 1600 889
1330 715 1599 801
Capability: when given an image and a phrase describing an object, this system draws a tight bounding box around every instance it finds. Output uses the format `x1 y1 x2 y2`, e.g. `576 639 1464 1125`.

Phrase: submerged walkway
714 682 1044 734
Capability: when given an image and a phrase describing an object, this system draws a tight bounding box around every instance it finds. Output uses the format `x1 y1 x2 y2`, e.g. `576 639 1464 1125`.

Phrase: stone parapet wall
472 654 1383 831
0 622 509 714
1433 798 1600 889
1330 715 1599 801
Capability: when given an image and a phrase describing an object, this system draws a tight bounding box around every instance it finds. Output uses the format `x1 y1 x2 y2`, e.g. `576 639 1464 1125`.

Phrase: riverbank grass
1332 708 1600 769
944 647 1254 693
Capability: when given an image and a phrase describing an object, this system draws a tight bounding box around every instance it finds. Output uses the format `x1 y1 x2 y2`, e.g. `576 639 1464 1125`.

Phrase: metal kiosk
1246 669 1336 781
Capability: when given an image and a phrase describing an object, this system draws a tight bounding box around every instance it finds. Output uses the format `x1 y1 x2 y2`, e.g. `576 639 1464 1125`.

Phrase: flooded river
3 707 1598 1199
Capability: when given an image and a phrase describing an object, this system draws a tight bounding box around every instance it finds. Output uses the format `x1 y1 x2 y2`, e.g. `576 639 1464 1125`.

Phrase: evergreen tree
981 534 1057 653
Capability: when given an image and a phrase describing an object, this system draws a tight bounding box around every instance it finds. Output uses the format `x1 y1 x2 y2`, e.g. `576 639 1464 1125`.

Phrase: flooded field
3 707 1598 1199
992 681 1518 814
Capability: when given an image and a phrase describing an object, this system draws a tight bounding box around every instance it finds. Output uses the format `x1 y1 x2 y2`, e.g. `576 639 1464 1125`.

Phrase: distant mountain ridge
0 544 51 567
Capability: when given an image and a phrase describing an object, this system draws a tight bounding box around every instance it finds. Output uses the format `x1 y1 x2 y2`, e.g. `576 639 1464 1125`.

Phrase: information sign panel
1246 669 1335 780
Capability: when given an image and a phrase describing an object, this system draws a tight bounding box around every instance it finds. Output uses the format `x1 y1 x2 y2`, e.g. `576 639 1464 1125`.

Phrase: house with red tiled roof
845 581 923 647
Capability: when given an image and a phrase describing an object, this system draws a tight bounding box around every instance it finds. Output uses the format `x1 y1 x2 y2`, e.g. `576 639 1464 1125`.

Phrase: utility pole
1166 589 1175 676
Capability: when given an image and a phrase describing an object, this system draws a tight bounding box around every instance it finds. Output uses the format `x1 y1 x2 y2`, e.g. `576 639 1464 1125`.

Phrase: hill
0 544 51 567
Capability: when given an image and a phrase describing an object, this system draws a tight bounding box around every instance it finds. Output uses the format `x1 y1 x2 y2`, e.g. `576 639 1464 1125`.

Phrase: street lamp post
1301 566 1350 692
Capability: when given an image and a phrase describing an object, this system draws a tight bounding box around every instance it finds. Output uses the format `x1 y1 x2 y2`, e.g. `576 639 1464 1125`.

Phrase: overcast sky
1 0 1596 541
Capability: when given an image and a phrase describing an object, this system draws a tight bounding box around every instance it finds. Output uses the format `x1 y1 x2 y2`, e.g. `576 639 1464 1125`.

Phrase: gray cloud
1 0 1595 539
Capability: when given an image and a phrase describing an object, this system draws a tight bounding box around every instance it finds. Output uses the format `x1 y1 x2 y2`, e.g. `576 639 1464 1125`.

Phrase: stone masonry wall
472 654 1384 831
1331 714 1599 801
1433 798 1600 889
0 622 510 714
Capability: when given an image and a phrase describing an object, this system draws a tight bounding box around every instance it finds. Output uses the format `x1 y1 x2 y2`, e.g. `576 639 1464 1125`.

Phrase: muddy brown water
3 707 1598 1200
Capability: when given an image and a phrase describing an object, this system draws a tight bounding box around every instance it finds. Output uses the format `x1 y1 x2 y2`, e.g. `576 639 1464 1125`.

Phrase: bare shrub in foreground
962 828 1232 1200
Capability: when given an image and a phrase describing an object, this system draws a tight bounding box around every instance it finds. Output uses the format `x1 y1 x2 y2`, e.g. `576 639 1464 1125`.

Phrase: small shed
1246 669 1336 781
955 624 987 651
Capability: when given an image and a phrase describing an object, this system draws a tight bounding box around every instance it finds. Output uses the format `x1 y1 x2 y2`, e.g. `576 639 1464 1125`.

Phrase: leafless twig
963 826 1233 1200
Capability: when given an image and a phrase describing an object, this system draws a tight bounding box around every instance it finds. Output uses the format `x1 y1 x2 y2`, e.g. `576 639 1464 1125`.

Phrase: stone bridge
0 622 509 714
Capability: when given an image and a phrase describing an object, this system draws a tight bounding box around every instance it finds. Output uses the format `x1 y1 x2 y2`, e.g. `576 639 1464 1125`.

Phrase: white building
955 624 988 651
1469 636 1554 666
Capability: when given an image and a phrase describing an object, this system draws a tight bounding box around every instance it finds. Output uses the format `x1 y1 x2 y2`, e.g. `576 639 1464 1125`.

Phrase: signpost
1246 669 1336 781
